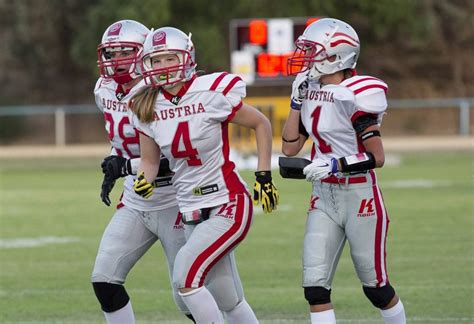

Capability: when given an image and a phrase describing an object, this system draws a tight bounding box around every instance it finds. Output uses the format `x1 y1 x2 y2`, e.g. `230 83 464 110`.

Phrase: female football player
282 18 406 324
92 20 193 323
129 26 279 323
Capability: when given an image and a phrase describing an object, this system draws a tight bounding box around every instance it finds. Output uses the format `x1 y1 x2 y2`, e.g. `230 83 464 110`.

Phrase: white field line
0 236 79 248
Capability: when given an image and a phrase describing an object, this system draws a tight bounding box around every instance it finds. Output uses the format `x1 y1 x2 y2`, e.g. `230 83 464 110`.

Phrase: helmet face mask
97 20 149 84
142 50 193 88
141 27 197 89
288 18 360 81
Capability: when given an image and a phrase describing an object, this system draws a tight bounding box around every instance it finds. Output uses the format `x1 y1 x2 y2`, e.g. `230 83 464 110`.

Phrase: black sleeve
352 113 378 134
299 116 309 138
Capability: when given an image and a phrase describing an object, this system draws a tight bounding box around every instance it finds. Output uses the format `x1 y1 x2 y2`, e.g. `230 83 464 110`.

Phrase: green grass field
0 152 473 323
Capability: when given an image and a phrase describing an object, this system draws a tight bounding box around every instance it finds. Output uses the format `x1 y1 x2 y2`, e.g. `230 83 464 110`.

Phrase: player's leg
205 252 258 324
155 205 195 321
303 189 346 324
345 182 406 324
91 206 157 324
173 193 253 323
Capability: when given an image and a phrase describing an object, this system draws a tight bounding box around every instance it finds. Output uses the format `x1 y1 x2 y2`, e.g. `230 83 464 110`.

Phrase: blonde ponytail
130 86 160 123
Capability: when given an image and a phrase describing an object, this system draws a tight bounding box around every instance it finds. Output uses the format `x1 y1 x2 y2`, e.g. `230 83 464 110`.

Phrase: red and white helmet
141 27 197 88
97 20 150 84
288 18 360 80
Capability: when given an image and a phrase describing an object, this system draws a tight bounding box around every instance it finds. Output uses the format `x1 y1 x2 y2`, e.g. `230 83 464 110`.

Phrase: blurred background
0 0 473 148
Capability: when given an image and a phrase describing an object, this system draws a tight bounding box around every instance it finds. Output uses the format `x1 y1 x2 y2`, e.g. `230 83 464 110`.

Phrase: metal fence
0 98 472 147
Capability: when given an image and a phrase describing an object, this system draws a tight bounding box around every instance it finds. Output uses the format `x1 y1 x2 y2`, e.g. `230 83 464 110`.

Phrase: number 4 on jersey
171 121 202 166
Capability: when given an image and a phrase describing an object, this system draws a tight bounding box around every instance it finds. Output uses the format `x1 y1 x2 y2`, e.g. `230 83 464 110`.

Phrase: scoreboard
229 17 319 86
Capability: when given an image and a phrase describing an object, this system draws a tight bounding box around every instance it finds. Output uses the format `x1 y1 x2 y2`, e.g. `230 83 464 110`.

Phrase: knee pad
363 284 395 309
304 286 331 305
92 282 130 312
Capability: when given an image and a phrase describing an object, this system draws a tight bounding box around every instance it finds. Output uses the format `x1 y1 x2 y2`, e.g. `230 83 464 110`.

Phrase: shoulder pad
341 75 388 113
194 72 246 104
94 77 114 93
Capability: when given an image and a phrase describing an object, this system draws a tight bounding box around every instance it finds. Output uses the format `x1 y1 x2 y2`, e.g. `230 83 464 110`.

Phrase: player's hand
290 72 309 110
133 171 154 199
253 171 279 214
303 158 338 182
101 155 131 180
100 174 116 206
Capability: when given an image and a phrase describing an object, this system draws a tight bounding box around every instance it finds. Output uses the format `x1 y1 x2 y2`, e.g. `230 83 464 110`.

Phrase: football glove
100 174 116 206
133 171 154 199
290 73 309 110
253 171 279 214
101 155 131 180
302 158 339 182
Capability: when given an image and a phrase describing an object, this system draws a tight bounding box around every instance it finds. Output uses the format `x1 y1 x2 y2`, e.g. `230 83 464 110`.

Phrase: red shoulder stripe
345 77 381 88
225 101 243 122
209 72 228 91
137 129 151 138
354 84 388 95
223 76 242 96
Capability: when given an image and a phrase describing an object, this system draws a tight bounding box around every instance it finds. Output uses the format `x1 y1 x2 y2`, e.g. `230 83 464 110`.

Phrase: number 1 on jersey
311 105 332 153
171 121 202 166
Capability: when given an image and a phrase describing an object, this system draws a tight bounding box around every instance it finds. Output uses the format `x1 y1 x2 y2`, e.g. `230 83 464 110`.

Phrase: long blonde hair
130 86 160 123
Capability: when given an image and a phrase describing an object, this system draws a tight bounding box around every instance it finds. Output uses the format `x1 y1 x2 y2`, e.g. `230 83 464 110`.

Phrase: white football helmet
141 27 197 88
97 20 150 84
288 18 360 81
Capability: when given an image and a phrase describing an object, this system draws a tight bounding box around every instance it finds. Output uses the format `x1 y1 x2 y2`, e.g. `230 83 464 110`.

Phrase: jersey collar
161 75 197 105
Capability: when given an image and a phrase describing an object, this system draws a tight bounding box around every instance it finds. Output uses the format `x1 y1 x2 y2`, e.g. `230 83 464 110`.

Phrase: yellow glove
253 171 279 214
133 172 154 199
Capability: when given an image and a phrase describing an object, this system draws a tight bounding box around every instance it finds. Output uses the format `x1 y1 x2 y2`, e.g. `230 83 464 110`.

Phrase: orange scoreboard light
230 17 319 85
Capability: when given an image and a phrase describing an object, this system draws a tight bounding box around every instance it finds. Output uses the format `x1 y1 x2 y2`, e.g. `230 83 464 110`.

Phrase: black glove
253 171 279 214
100 174 116 206
101 155 131 180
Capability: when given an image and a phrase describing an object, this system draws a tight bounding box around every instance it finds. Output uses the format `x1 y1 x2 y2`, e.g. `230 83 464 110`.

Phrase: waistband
320 170 374 185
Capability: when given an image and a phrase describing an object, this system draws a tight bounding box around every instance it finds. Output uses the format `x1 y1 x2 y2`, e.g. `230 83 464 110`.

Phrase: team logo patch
309 195 319 211
153 31 166 46
215 203 236 220
357 198 375 217
173 213 184 230
108 23 122 36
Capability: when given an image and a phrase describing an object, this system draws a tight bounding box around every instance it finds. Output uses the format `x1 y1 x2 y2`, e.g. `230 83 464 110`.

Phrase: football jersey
131 72 249 213
94 77 177 211
297 74 388 162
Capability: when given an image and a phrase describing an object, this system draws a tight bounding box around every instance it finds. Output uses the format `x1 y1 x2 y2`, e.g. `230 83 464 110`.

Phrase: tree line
0 0 472 104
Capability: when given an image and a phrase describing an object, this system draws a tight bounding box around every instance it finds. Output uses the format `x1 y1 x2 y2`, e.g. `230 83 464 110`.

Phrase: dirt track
0 136 472 159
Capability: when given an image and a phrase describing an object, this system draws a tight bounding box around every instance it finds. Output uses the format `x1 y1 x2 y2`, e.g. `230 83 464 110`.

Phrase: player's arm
231 103 279 214
281 110 307 156
282 73 309 156
134 133 160 198
231 103 272 171
359 124 385 168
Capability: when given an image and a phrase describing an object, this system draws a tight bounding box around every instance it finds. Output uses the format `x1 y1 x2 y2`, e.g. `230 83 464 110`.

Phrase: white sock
310 309 336 324
224 299 259 324
380 299 406 324
179 287 224 323
103 300 135 324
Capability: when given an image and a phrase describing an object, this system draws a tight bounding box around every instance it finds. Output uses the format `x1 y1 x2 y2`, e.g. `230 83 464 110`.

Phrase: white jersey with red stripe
94 77 177 211
131 72 249 213
298 74 388 161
